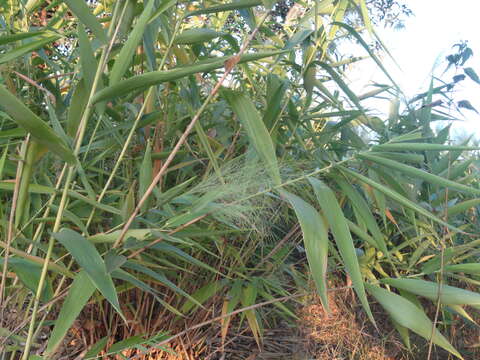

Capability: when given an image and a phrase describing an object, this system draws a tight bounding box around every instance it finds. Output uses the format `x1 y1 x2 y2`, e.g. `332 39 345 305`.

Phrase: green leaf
366 284 462 359
308 177 374 324
84 337 108 359
464 67 480 85
88 229 160 244
223 89 281 185
358 153 480 196
0 85 75 164
174 28 223 45
67 80 88 137
370 151 425 164
92 51 286 103
358 0 373 33
109 335 145 354
241 282 262 346
110 0 155 85
0 34 60 64
77 23 99 91
317 61 366 114
371 143 480 152
180 281 225 314
447 199 480 218
149 0 177 23
1 258 53 302
445 263 480 275
338 165 462 233
64 0 107 44
332 22 397 86
381 278 480 305
152 242 220 275
336 178 388 255
186 0 262 17
45 271 96 357
138 140 153 213
280 190 329 311
432 137 471 174
111 268 183 317
53 229 124 319
0 30 48 46
123 261 202 307
263 74 288 131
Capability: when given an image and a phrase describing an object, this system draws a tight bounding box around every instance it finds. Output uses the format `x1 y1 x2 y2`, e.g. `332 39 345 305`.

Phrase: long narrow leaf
308 177 374 324
93 51 286 103
338 165 462 233
280 190 329 311
223 89 281 185
366 284 462 359
45 271 96 356
185 0 262 17
358 153 480 196
381 278 480 305
65 0 107 44
53 229 124 319
0 85 75 164
0 35 60 64
110 0 155 85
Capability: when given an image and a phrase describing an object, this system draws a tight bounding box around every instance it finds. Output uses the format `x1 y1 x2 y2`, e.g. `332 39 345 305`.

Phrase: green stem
113 10 273 248
84 20 183 231
20 2 128 358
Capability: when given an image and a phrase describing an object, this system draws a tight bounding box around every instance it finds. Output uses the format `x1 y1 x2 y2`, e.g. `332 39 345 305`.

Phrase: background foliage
0 0 479 359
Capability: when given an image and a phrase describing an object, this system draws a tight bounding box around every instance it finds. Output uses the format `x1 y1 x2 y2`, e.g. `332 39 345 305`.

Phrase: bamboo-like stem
113 10 273 248
0 136 28 308
20 2 128 357
84 19 183 231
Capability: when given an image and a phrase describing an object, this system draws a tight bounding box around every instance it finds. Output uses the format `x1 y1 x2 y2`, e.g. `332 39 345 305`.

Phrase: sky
348 0 480 139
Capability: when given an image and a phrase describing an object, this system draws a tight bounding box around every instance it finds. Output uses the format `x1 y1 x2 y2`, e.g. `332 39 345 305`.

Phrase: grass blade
93 51 286 103
64 0 107 44
0 85 75 164
280 190 329 311
366 284 462 359
338 165 462 233
45 271 96 357
174 28 223 45
77 23 99 91
0 34 60 64
53 229 124 319
381 278 480 305
445 264 480 275
223 89 281 185
185 0 262 17
308 177 374 324
358 153 480 196
337 178 388 254
372 143 480 152
110 0 155 85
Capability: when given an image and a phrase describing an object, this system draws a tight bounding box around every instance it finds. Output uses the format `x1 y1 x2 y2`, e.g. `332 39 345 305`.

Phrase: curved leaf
53 229 123 319
366 284 462 359
382 278 480 305
308 177 374 324
45 271 96 356
92 51 286 103
0 85 75 164
280 190 329 311
223 89 281 185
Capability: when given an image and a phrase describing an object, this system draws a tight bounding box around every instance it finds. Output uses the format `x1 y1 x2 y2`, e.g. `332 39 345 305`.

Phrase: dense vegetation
0 1 479 359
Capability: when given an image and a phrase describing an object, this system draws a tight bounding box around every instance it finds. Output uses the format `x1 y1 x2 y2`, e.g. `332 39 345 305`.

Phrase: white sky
347 0 480 139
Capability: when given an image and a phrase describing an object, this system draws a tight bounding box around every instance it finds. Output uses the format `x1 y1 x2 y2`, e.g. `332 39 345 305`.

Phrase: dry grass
297 288 405 360
8 280 480 359
47 281 409 359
